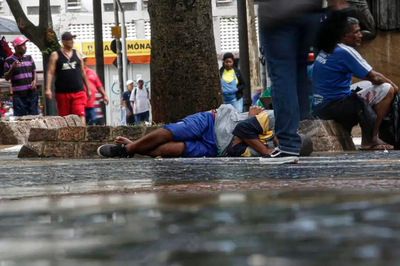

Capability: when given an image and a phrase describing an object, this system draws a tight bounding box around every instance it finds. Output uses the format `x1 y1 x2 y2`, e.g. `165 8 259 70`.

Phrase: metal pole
93 0 106 124
237 0 251 111
113 0 124 99
115 0 128 88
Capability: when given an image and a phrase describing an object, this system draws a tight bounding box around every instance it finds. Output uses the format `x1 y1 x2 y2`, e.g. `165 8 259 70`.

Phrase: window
216 0 234 7
27 6 39 15
142 0 148 11
27 6 61 15
0 0 5 13
51 6 61 14
122 3 136 11
67 0 81 10
104 2 137 12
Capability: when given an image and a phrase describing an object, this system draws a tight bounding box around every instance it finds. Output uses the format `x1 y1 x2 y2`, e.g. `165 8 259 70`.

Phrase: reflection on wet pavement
1 191 400 265
1 151 400 265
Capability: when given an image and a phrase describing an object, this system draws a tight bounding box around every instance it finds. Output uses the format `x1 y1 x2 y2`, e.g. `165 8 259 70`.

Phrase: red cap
12 36 29 48
308 53 315 62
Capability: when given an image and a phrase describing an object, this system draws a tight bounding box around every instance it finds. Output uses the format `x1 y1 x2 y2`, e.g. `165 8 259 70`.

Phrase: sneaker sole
259 156 299 165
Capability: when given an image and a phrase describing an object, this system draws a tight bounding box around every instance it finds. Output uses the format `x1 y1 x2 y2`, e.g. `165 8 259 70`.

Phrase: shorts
350 81 391 106
55 91 87 117
163 112 218 157
232 116 263 140
227 142 262 157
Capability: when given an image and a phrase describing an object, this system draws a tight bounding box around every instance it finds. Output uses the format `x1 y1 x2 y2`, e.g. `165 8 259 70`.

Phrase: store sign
81 40 151 58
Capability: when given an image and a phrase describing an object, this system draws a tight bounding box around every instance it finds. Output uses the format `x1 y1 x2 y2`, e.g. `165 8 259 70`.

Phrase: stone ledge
299 120 355 152
18 120 354 158
19 125 161 159
0 115 83 145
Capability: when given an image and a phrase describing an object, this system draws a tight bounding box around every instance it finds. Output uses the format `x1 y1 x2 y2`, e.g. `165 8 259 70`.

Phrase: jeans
261 14 321 154
13 93 39 116
224 97 243 113
85 107 97 125
134 110 150 125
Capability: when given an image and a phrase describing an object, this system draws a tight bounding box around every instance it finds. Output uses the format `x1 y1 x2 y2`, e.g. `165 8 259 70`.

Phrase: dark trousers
261 14 321 154
313 93 376 142
13 93 39 116
85 107 97 125
134 111 150 125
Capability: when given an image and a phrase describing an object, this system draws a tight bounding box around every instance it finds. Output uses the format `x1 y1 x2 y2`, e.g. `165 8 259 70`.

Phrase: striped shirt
4 54 36 97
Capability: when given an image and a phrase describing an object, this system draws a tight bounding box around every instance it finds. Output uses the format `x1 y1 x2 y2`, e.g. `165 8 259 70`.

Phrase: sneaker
97 144 128 158
260 148 299 165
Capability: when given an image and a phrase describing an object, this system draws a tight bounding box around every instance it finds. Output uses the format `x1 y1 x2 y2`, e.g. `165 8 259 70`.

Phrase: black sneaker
260 148 299 165
97 144 128 158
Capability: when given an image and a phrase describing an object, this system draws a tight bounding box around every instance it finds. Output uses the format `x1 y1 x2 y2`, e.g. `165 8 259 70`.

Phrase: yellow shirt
222 69 239 85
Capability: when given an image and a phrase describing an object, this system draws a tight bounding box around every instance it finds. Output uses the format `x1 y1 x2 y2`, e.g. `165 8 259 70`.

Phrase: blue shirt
123 90 133 113
312 43 372 106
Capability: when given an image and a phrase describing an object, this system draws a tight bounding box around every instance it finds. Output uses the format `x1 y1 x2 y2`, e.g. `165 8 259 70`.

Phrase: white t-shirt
129 87 151 114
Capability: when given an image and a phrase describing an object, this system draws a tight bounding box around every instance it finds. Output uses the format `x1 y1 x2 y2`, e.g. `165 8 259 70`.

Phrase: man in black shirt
45 32 91 125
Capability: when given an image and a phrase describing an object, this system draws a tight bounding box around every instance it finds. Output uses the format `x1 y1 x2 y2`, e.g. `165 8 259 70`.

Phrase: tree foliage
6 0 60 54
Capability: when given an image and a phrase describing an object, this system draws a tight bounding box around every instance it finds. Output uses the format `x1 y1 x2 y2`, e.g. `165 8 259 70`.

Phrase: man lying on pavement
97 105 277 158
312 17 398 150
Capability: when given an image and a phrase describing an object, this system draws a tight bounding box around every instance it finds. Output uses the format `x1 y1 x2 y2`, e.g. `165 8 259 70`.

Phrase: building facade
0 0 253 123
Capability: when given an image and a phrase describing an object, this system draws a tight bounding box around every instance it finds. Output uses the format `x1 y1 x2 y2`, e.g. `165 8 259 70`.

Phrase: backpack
379 95 400 149
133 87 150 101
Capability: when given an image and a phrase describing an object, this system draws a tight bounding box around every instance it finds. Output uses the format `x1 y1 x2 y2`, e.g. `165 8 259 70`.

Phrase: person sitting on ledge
312 17 398 150
97 105 278 158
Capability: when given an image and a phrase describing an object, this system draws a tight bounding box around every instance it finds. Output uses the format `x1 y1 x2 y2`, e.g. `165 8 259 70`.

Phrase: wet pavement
2 191 400 265
1 150 400 265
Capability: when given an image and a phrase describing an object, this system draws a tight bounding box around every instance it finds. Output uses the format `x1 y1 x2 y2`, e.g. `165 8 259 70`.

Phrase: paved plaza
1 148 400 265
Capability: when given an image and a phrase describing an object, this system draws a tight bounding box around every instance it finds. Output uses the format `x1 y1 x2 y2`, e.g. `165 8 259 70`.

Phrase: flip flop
359 144 394 151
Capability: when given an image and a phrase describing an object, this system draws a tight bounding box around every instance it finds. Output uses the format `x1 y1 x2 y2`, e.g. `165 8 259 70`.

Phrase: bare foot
248 106 264 118
115 136 133 145
361 137 394 150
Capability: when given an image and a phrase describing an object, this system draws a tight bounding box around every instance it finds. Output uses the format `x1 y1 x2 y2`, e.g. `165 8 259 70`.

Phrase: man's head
223 52 235 70
137 78 144 89
12 36 29 56
126 80 134 91
61 32 76 49
341 17 363 47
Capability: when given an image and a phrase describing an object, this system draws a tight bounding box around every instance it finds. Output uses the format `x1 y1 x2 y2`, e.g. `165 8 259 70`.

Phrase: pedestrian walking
129 78 151 125
4 36 38 116
82 54 109 125
123 80 135 125
258 0 347 164
219 52 246 113
45 32 91 125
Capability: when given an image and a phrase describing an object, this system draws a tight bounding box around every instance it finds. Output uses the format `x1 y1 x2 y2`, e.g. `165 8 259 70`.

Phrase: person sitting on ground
97 105 277 158
312 17 398 150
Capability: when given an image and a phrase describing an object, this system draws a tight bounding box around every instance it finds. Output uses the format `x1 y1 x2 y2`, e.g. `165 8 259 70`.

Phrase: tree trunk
42 53 58 115
148 0 222 123
246 0 260 93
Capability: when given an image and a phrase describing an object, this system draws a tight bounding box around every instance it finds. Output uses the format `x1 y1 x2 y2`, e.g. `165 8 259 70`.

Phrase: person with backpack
129 78 151 125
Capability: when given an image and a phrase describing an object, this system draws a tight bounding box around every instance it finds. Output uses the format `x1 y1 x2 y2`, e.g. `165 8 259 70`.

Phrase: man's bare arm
366 70 398 93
